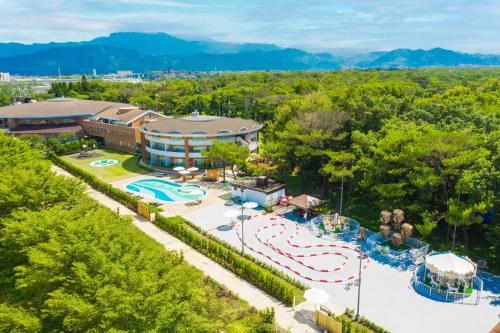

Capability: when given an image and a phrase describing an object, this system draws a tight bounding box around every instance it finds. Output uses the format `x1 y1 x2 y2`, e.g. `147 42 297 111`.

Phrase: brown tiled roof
0 98 133 119
288 194 325 210
89 106 149 124
142 115 262 136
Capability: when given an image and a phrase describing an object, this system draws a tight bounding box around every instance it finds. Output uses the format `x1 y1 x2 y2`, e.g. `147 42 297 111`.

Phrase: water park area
125 178 207 202
182 201 499 333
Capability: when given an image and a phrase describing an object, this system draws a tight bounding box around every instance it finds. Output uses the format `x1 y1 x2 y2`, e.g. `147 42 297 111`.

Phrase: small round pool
125 178 207 202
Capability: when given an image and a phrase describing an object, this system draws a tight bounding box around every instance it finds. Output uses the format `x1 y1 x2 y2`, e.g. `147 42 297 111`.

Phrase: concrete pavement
52 166 320 333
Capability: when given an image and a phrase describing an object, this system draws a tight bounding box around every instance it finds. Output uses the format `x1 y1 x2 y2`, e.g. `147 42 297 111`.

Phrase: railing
366 231 428 265
146 146 185 158
145 135 184 145
411 265 482 304
309 216 360 241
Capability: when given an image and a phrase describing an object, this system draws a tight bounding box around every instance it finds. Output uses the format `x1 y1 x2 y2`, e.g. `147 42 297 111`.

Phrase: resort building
0 98 132 137
0 97 164 153
141 111 263 168
231 176 286 207
82 105 163 153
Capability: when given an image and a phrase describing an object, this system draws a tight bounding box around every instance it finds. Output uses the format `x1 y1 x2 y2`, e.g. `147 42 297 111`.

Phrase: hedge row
49 153 140 211
337 309 390 333
49 153 303 306
154 215 302 306
181 216 306 290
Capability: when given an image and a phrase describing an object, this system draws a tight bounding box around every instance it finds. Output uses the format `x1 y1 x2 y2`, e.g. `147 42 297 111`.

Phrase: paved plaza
184 202 500 333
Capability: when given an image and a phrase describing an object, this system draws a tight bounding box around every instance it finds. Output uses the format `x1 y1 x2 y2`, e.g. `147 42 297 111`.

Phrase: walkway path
52 166 320 333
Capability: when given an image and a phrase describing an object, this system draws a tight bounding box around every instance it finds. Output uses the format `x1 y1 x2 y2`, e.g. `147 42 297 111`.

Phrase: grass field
60 148 152 182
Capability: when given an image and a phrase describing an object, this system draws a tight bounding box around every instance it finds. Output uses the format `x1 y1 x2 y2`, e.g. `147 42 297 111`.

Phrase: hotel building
141 111 263 168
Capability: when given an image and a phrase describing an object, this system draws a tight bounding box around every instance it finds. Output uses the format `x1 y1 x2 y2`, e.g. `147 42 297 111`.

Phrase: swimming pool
125 178 207 202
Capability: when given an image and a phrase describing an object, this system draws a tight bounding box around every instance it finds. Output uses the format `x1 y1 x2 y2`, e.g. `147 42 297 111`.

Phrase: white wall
231 187 285 207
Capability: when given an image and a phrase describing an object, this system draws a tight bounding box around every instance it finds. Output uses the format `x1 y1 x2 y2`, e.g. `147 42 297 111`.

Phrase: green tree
202 141 250 181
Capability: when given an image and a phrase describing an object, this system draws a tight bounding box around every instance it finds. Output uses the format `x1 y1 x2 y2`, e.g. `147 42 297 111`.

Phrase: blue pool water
125 178 207 202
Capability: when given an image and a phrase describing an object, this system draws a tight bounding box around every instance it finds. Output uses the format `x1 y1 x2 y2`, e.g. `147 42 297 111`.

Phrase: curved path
235 213 369 283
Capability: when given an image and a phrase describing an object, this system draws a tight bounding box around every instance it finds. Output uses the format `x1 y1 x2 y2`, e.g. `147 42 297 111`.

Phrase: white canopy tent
424 252 477 290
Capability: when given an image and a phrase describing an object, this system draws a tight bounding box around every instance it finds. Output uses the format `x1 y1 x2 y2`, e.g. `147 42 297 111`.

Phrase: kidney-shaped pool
125 178 207 202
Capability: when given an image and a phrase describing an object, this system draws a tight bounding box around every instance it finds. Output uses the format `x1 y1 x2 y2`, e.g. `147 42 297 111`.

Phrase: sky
1 0 499 54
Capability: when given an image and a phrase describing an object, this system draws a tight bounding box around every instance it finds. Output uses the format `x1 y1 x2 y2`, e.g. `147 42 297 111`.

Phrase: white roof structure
425 252 476 279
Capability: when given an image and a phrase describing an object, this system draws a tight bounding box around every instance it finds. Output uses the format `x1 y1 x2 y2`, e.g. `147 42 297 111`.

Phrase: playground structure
411 251 483 304
308 213 361 241
366 209 429 266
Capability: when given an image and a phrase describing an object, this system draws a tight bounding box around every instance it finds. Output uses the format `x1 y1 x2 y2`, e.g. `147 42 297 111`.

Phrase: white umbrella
224 210 241 218
173 166 185 171
243 202 258 209
187 167 199 172
304 288 330 306
179 170 191 175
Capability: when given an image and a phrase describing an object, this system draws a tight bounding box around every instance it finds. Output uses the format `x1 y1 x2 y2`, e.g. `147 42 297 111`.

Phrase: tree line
22 68 500 272
0 133 275 332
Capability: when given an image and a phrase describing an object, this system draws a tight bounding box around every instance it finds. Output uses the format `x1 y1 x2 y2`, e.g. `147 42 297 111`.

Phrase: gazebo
412 251 483 304
288 194 325 219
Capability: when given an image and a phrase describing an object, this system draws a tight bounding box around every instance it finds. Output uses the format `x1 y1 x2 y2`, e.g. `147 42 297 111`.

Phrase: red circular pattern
235 213 369 283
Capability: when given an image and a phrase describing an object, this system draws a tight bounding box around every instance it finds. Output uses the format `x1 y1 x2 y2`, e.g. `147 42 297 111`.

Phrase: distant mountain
356 48 500 68
0 32 499 74
0 45 340 75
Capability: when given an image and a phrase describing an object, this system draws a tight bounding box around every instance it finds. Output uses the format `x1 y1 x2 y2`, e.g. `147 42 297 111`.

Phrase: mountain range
0 32 498 75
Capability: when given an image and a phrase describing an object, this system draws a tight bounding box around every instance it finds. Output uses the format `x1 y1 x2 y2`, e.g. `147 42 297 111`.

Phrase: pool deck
112 174 232 216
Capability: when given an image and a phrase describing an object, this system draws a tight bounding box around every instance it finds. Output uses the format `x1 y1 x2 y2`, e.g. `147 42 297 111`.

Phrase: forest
0 133 275 332
2 68 499 274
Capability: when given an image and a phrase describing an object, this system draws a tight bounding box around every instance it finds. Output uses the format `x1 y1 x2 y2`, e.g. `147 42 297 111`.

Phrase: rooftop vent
117 106 136 114
191 110 200 117
256 176 268 188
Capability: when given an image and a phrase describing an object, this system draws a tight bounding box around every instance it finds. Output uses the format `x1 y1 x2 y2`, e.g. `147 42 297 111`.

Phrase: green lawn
60 148 152 182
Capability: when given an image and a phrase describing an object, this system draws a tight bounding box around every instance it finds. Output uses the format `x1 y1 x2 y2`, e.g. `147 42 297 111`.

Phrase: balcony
146 146 185 158
145 134 184 145
188 152 204 158
188 139 213 146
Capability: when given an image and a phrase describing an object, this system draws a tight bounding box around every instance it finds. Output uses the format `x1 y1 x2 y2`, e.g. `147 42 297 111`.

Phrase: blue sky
1 0 499 54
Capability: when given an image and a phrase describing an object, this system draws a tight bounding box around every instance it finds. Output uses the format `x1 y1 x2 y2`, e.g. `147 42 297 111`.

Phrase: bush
154 215 303 306
337 309 390 333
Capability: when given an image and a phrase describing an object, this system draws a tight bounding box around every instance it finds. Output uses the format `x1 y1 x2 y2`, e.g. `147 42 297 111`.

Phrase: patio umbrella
173 166 185 171
243 202 258 209
224 210 241 218
187 167 199 172
304 288 330 307
179 170 191 175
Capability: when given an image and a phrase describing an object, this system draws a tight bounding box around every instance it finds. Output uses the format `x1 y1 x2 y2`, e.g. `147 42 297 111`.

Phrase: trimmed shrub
48 153 139 210
154 215 302 306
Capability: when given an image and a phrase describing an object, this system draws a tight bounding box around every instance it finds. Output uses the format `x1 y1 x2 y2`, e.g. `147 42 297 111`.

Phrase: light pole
355 232 365 322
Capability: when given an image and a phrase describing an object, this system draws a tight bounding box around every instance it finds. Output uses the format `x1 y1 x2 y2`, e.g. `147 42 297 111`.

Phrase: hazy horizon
1 0 499 54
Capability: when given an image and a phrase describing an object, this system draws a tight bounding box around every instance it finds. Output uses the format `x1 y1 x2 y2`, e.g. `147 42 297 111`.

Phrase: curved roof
0 98 133 119
142 114 263 136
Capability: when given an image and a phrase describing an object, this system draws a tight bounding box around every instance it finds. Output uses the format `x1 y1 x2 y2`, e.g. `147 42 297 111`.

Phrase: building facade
141 112 262 168
0 98 163 153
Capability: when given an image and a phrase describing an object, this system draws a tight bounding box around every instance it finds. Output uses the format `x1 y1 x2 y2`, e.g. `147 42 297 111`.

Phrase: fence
411 265 483 304
366 231 428 266
315 310 342 333
308 216 360 241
